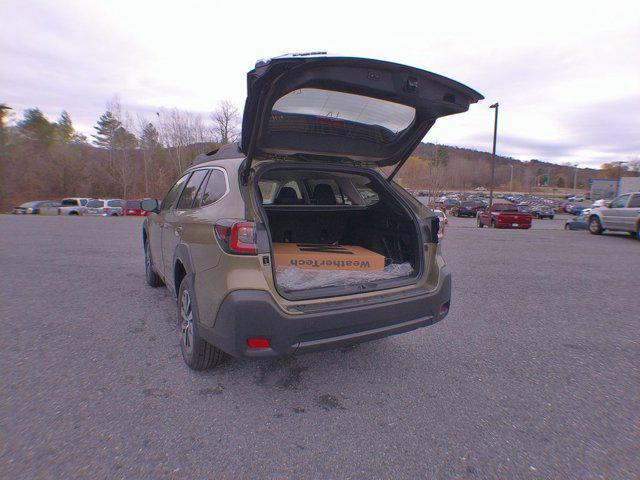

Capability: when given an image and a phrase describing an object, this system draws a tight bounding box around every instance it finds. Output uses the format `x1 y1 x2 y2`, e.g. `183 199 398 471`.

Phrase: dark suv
141 54 483 369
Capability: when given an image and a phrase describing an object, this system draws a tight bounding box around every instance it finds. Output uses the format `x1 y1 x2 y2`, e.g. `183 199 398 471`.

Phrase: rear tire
477 216 484 228
177 276 228 370
588 216 603 235
564 224 570 230
144 237 163 287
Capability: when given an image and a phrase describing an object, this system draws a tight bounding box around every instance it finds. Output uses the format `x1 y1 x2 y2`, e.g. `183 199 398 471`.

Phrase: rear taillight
214 219 257 254
103 207 109 213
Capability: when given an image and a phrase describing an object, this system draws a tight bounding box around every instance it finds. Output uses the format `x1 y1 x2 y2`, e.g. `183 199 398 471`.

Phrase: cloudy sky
2 0 639 167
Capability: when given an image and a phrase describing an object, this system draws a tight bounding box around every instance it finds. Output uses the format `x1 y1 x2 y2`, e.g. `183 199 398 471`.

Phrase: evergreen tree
140 122 160 150
92 111 121 149
140 122 160 195
17 108 56 147
56 110 74 143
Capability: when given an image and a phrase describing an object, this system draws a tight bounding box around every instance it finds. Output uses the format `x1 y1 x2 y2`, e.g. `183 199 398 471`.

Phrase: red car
123 199 148 216
476 203 531 229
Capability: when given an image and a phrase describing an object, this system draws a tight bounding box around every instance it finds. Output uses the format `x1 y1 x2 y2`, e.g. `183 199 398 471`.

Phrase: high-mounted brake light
214 219 257 254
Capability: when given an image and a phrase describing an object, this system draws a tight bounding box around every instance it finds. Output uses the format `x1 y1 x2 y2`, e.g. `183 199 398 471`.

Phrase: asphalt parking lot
1 214 638 479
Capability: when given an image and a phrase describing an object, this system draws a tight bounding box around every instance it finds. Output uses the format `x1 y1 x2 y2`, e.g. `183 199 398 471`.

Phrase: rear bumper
199 269 451 358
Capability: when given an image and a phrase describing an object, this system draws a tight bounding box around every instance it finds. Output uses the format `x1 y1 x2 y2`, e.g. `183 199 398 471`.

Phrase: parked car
140 54 483 369
588 192 640 238
85 198 125 216
565 214 588 230
477 203 532 229
123 199 148 216
442 198 460 212
531 205 554 219
517 204 532 214
12 200 60 215
58 197 89 215
449 201 481 218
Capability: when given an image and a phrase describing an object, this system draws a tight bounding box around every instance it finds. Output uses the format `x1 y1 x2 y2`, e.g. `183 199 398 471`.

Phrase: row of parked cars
11 197 149 216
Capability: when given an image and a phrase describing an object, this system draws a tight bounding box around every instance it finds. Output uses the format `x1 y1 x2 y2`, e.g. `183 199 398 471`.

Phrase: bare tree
157 108 214 174
211 100 240 144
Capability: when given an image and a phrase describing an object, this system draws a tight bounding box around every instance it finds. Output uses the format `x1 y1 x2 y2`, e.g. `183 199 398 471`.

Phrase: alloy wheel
180 289 194 355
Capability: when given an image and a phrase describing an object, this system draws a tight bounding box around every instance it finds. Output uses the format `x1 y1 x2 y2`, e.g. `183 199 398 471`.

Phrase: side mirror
141 198 159 213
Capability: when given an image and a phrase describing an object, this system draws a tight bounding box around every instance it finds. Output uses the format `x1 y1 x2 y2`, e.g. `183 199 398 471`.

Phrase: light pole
488 103 499 223
509 163 514 192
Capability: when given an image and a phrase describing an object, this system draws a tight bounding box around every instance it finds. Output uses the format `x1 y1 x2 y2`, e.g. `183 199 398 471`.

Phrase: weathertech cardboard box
273 243 386 271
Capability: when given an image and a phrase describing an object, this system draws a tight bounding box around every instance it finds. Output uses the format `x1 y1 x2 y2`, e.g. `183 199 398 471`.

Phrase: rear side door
621 194 640 230
152 174 190 281
161 170 209 290
602 194 630 229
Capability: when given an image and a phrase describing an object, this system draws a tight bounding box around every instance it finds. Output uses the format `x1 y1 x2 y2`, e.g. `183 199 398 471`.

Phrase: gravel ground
1 214 638 479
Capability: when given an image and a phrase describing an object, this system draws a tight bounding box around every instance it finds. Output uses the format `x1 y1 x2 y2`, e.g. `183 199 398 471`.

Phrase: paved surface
1 215 638 479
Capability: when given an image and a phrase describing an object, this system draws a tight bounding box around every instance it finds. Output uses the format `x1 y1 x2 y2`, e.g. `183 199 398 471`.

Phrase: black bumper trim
199 269 451 358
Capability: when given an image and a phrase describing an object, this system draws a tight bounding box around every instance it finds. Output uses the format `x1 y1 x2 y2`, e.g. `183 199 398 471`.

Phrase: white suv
588 192 640 238
85 198 125 216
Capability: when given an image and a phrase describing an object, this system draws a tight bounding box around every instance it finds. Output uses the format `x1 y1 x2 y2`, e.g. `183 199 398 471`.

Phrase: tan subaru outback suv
141 54 483 369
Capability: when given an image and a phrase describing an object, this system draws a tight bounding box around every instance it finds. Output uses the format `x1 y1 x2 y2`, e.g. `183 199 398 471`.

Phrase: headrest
313 184 337 205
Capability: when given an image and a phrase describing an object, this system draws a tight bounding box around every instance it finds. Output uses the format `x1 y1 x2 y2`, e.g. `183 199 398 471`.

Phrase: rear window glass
199 169 227 207
493 204 518 212
87 200 104 208
126 200 141 208
269 88 416 144
61 199 78 206
107 200 123 207
177 170 208 210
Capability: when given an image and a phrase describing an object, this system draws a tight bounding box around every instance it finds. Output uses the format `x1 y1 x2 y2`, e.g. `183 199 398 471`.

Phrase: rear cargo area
256 167 423 297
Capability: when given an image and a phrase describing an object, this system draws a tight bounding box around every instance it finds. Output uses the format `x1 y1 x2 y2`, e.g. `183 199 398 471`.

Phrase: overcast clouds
2 0 639 167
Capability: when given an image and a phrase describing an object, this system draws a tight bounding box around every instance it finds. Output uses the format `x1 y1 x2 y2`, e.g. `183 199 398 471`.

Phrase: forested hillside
0 101 636 211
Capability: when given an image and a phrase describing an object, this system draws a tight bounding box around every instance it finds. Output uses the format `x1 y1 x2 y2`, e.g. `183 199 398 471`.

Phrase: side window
306 179 353 205
628 195 640 208
80 199 88 206
610 194 629 208
176 170 208 210
282 180 302 199
161 174 190 211
258 180 278 204
356 186 379 206
199 169 228 207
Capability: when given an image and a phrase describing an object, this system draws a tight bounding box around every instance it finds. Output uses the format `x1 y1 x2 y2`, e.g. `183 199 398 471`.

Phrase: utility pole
488 103 499 224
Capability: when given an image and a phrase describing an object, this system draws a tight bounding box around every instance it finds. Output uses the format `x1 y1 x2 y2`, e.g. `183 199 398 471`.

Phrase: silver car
588 192 640 238
85 198 125 216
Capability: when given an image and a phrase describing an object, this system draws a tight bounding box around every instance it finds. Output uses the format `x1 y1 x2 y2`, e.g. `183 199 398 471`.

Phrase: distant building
589 179 617 200
618 177 640 195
